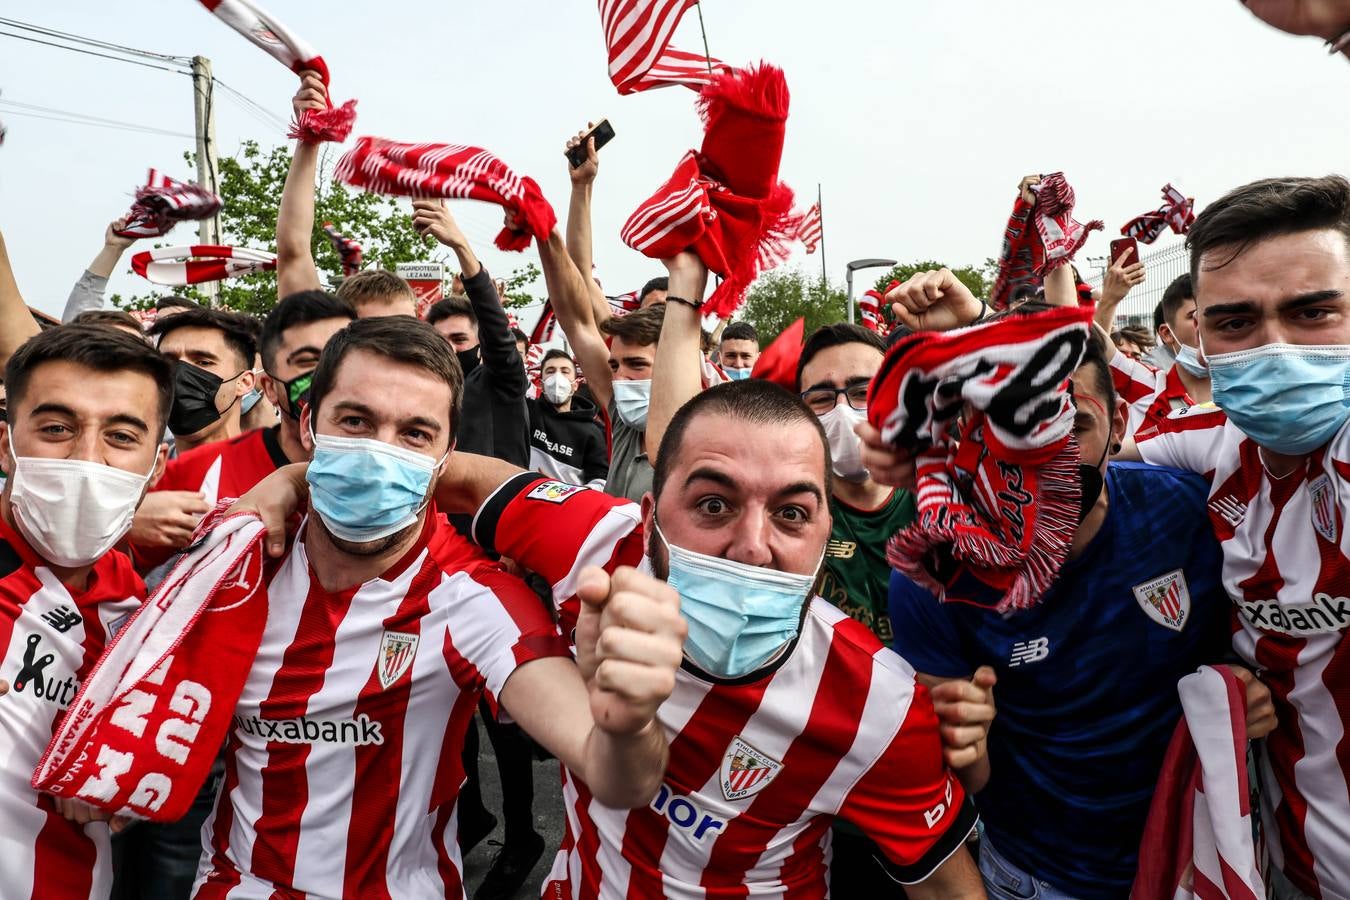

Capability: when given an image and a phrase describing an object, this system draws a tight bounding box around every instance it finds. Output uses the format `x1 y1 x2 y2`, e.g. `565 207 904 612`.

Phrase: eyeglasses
800 383 869 415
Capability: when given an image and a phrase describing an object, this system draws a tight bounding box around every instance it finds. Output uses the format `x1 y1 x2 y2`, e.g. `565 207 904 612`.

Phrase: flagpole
816 183 828 288
695 1 714 75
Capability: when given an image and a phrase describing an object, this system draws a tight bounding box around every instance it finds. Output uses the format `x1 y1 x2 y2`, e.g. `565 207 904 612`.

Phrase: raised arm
1092 250 1146 333
275 71 326 299
564 125 614 329
0 226 41 367
536 225 615 410
646 252 709 463
62 217 139 322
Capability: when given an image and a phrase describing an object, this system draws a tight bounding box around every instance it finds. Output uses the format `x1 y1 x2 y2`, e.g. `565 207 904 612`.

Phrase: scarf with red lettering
33 512 269 822
323 221 362 276
1131 665 1263 900
113 169 222 239
621 64 801 323
197 0 356 143
1121 183 1195 245
131 244 277 285
334 138 556 251
868 306 1093 612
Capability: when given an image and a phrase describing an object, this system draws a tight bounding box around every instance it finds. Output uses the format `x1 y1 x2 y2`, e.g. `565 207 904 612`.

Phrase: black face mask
456 346 482 377
273 370 315 422
169 362 242 437
1077 440 1110 524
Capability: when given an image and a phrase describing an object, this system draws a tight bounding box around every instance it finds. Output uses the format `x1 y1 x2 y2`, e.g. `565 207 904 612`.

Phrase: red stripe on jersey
780 818 830 900
428 618 486 896
29 798 96 900
571 776 607 900
196 731 246 897
700 637 872 893
249 579 359 886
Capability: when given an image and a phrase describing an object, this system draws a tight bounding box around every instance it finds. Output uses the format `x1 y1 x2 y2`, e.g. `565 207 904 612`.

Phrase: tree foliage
872 259 998 301
737 269 847 347
112 141 541 316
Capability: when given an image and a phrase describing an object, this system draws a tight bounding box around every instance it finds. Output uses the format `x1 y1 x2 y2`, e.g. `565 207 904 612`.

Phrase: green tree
872 259 996 301
737 269 847 347
112 141 542 316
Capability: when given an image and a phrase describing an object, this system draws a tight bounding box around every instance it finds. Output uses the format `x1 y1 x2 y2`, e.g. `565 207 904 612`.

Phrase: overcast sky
1 0 1346 325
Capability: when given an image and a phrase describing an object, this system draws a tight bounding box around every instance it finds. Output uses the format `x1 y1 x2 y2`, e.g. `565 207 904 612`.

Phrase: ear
299 405 315 455
1156 323 1177 352
1111 394 1129 449
0 420 12 477
259 371 283 408
235 368 257 398
640 490 656 558
149 441 169 487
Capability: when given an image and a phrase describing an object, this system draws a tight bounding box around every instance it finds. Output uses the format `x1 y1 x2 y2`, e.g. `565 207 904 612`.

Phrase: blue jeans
979 838 1083 900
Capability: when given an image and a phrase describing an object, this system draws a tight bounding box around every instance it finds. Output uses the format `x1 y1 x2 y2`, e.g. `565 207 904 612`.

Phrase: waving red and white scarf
599 0 729 94
197 0 356 142
868 305 1093 612
131 244 277 285
1121 183 1196 245
322 221 363 276
335 138 556 251
860 287 888 335
114 169 222 239
33 512 270 823
1028 172 1103 276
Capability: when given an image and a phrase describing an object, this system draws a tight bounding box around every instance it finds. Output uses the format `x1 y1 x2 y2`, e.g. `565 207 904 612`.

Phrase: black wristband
666 294 703 310
972 301 990 324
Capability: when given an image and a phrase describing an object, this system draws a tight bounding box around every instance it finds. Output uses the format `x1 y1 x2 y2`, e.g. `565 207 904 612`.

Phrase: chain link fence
1087 240 1190 330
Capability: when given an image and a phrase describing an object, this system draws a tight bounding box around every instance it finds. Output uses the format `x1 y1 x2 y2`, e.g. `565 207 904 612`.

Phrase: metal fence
1087 240 1190 330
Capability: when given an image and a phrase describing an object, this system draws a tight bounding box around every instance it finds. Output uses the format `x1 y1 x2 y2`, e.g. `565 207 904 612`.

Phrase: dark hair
638 276 668 304
154 295 200 313
540 348 574 369
148 306 258 370
308 316 464 439
1116 326 1153 350
721 321 759 345
260 290 356 370
1188 175 1350 288
654 379 830 499
71 309 144 334
1077 328 1116 411
511 327 528 346
1159 273 1195 329
602 304 713 352
5 324 174 430
796 323 886 388
335 269 414 308
425 296 477 327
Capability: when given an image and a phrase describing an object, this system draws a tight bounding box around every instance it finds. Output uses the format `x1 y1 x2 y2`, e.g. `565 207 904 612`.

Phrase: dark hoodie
527 393 609 488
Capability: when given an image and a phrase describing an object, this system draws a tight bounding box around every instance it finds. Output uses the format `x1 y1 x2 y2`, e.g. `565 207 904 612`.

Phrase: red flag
598 0 729 94
797 202 822 254
751 317 806 391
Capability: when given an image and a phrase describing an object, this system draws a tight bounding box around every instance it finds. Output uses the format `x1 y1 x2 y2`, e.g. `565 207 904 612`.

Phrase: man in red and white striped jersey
0 324 173 899
194 316 685 899
1131 175 1350 899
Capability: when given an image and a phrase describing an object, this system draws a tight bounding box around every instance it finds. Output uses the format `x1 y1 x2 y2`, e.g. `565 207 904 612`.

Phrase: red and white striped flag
797 201 823 254
334 138 556 252
607 290 641 318
322 222 362 276
130 244 277 286
599 0 728 94
530 302 558 345
114 169 222 239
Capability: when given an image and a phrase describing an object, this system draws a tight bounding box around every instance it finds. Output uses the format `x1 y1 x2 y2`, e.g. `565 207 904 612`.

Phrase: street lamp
845 258 898 325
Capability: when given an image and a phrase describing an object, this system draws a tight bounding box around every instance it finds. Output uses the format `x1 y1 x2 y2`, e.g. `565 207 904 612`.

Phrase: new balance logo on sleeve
1009 637 1050 667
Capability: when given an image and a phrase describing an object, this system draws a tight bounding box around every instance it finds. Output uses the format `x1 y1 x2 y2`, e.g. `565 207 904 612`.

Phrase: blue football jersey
889 462 1231 899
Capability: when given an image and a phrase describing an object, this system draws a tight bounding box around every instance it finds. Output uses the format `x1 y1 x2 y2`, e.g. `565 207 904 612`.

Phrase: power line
0 16 191 63
0 106 194 140
0 29 189 75
212 78 288 131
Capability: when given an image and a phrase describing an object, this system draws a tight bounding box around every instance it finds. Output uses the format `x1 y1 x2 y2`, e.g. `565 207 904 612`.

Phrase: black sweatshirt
454 267 529 466
527 394 610 488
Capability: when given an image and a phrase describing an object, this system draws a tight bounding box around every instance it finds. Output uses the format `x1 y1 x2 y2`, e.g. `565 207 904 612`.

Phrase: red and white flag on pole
598 0 728 94
131 245 277 286
796 201 823 254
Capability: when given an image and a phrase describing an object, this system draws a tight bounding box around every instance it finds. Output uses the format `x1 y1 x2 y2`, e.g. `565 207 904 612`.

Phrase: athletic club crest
1132 570 1191 632
720 736 782 802
377 630 420 689
1310 475 1338 543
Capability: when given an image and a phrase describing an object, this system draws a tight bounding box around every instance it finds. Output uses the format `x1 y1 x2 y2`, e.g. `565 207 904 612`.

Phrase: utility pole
191 55 221 304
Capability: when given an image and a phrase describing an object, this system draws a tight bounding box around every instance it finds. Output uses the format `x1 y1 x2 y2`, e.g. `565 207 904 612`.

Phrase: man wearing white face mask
0 324 173 900
526 349 608 489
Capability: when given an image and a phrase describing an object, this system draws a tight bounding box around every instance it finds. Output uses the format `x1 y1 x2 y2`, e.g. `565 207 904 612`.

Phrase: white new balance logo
1209 496 1247 527
1009 637 1050 667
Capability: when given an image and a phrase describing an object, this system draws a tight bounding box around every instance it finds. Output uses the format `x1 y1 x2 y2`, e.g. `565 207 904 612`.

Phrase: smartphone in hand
1109 237 1139 266
567 119 616 168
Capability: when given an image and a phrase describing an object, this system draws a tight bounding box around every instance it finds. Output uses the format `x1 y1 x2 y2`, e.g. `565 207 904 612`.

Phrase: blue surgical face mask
656 524 821 679
306 431 447 543
1206 342 1350 455
1173 343 1209 379
723 366 752 381
613 379 652 429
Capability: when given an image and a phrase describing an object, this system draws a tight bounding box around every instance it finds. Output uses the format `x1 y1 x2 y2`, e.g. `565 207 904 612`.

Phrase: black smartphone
566 119 616 168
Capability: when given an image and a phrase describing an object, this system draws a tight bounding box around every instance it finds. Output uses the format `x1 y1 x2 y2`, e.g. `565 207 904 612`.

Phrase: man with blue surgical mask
718 321 759 380
1123 175 1350 900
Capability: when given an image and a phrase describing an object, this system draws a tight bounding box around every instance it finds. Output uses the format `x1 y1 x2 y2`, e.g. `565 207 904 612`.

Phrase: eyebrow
28 403 148 433
108 413 150 433
331 400 442 433
29 402 76 419
685 468 825 504
1203 290 1344 318
619 356 651 367
285 346 325 364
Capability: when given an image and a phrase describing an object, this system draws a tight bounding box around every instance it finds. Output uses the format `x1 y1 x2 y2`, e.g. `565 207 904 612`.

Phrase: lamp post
845 258 898 325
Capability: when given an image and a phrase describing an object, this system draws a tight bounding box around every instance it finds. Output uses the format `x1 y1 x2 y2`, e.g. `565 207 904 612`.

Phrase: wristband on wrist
972 301 990 324
666 294 703 310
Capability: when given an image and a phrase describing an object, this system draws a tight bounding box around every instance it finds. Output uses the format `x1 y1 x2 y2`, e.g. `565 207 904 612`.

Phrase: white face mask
613 379 652 428
6 431 155 568
542 372 573 406
818 404 869 482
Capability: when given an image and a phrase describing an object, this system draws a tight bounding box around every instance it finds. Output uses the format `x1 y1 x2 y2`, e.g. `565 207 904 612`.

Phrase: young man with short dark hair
527 349 608 489
335 268 417 318
426 296 478 352
147 307 258 453
718 320 759 379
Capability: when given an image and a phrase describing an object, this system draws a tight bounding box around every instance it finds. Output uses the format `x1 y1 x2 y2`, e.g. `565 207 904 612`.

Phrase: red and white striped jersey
1108 351 1197 440
0 517 141 900
1139 407 1350 897
192 511 568 899
472 475 977 898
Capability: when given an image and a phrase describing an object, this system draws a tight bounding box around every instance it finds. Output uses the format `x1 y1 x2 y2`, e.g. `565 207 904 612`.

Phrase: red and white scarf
322 221 363 276
1028 172 1103 276
1132 665 1264 900
989 195 1038 310
598 0 729 94
334 138 556 252
33 512 270 823
197 0 356 143
131 244 277 285
114 169 222 239
860 287 889 335
1121 183 1195 245
868 306 1093 612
